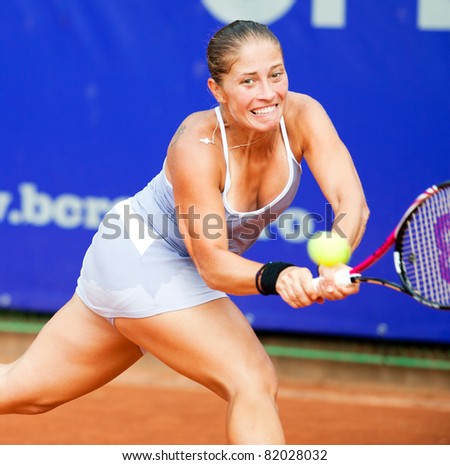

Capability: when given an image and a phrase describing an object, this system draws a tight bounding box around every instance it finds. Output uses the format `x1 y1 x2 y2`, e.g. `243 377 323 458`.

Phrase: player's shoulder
284 91 327 121
283 92 336 154
181 108 213 126
168 109 217 149
171 109 213 139
166 108 224 186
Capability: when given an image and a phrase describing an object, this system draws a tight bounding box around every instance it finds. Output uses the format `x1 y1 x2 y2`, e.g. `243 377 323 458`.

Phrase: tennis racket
313 180 450 310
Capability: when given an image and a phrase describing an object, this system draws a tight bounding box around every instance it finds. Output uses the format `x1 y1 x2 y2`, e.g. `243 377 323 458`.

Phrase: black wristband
256 261 295 296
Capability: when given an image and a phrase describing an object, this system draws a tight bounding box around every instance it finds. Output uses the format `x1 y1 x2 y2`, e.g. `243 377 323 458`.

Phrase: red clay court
0 331 448 445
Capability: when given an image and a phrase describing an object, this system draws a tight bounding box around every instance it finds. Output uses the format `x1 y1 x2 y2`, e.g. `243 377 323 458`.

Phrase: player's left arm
294 95 370 250
287 94 370 297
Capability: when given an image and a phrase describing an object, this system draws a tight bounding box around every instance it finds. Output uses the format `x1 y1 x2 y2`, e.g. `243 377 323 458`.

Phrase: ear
207 78 225 104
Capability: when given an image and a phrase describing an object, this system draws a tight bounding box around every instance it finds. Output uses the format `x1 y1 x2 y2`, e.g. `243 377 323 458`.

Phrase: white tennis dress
76 107 302 319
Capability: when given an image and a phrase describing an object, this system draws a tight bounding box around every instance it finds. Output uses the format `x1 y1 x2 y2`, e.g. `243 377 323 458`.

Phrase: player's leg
0 294 143 414
114 297 285 445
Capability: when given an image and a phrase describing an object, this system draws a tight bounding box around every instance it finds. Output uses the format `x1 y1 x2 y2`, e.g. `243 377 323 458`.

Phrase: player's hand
275 266 325 308
316 264 360 300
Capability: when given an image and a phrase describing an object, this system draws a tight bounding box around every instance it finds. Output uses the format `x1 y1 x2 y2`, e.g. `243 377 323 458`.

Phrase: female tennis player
0 20 369 444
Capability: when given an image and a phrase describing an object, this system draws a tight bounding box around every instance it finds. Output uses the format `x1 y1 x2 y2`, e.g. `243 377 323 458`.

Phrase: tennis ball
307 231 351 266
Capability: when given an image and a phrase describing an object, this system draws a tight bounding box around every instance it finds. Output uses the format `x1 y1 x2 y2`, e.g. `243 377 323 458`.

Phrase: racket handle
312 269 355 292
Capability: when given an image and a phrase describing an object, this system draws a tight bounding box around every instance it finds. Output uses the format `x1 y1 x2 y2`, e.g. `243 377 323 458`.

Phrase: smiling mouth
251 104 278 115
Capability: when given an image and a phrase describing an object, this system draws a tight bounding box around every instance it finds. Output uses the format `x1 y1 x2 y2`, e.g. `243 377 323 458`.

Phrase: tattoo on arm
170 124 187 148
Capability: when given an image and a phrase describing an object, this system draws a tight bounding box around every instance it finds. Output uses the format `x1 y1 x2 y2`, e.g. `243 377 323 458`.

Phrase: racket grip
312 269 354 292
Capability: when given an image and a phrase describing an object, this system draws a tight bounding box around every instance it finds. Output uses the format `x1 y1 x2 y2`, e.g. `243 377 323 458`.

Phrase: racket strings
400 186 450 307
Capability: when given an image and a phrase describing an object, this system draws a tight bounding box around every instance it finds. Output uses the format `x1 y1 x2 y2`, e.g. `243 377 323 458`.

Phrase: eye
241 77 256 85
271 71 284 80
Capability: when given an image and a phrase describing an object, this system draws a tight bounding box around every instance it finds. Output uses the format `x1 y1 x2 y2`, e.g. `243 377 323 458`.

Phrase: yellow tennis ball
307 231 351 266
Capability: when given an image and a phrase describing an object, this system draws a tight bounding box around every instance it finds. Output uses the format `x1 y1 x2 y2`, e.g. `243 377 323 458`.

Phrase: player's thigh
4 294 143 411
114 297 277 400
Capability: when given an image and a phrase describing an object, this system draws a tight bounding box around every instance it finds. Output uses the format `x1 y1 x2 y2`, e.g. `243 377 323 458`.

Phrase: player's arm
166 116 263 296
287 94 369 297
294 95 370 250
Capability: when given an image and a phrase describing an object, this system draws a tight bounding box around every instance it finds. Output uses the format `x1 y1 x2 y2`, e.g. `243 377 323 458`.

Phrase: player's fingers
301 275 322 302
318 276 359 300
318 264 359 299
339 281 360 296
293 270 323 306
274 270 297 307
279 288 313 308
277 267 321 307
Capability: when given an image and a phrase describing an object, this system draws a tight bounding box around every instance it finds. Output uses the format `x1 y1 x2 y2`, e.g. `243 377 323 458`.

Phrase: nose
257 79 276 100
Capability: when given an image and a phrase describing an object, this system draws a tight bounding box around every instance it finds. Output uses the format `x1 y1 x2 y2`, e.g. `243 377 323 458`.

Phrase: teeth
252 105 276 115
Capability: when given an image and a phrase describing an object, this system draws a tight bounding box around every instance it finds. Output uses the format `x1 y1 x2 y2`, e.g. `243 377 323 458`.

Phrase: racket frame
336 181 450 309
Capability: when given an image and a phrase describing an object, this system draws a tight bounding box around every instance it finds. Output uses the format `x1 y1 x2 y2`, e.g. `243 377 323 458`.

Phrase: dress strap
214 106 232 193
279 116 296 163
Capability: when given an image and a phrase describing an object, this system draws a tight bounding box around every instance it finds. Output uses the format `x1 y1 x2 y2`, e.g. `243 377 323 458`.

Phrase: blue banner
1 1 449 342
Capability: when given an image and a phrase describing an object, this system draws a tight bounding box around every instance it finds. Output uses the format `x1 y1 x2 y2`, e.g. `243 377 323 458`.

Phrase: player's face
220 39 288 132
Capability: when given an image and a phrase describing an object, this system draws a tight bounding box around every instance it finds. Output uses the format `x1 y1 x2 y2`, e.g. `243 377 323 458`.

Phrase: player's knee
9 397 62 415
251 361 279 398
229 355 279 400
1 368 66 414
1 386 61 415
18 399 60 415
